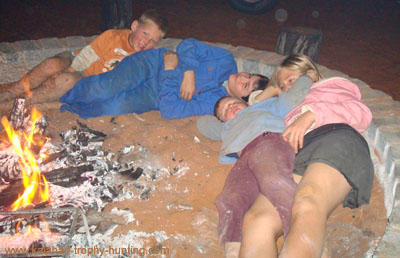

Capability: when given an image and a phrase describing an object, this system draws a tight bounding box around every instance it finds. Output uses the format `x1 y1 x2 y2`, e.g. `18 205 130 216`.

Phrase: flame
0 214 60 250
15 215 51 236
1 107 50 211
21 74 32 97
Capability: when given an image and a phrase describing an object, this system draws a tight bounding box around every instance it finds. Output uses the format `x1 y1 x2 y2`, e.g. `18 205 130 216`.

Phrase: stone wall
0 36 399 257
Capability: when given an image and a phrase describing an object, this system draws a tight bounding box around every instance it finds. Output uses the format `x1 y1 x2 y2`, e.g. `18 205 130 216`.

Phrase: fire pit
0 36 399 257
0 99 180 257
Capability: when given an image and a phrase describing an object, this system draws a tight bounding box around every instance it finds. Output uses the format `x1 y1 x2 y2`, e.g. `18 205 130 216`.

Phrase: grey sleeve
278 74 313 109
70 45 99 72
196 115 223 141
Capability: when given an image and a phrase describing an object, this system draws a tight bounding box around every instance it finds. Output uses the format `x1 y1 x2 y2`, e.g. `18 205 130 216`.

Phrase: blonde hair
270 54 323 87
138 9 168 36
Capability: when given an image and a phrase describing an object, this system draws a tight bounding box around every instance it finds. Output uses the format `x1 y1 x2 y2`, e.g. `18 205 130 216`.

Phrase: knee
42 57 71 73
55 73 82 89
291 184 326 218
242 208 282 240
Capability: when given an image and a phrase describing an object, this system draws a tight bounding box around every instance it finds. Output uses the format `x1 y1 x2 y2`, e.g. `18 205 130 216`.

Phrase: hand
42 77 56 89
282 111 315 153
163 52 178 70
65 66 76 73
255 85 281 102
42 72 62 89
180 70 195 100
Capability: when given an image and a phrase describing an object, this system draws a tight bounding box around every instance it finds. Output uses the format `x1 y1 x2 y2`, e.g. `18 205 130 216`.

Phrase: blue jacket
60 38 237 119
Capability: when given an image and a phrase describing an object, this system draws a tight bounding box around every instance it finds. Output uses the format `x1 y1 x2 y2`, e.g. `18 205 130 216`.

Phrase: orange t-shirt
79 29 136 76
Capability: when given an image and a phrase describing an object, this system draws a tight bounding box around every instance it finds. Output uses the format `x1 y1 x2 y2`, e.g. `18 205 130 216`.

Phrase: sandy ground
0 0 396 256
4 104 379 257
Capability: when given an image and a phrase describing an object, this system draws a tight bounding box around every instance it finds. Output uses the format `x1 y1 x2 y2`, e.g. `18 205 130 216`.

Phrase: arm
257 75 314 118
70 45 99 72
248 86 280 105
280 75 313 108
254 86 280 103
304 99 372 132
70 30 130 73
159 82 227 119
176 38 237 79
302 79 372 132
283 78 372 152
70 30 116 72
175 38 214 72
158 39 236 119
163 51 196 101
163 52 178 70
180 70 195 101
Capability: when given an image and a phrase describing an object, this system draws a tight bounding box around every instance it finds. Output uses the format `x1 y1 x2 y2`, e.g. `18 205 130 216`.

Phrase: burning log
9 98 27 130
0 150 21 183
0 165 93 209
41 149 66 165
0 98 49 183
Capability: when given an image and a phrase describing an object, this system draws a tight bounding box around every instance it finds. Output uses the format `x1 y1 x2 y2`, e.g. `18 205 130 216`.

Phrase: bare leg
225 242 241 258
0 57 71 102
279 163 351 258
0 100 62 118
240 194 283 258
29 72 83 104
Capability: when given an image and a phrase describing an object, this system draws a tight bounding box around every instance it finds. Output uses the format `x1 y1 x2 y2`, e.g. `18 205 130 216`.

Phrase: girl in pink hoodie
238 55 373 258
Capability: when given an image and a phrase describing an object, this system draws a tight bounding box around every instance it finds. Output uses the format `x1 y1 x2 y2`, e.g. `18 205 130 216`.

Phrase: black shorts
293 123 374 208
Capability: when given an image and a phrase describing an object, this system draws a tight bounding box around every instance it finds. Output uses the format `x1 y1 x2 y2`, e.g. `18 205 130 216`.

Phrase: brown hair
241 73 269 102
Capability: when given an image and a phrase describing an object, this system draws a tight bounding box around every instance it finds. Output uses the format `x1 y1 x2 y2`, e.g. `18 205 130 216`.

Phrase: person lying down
197 74 313 163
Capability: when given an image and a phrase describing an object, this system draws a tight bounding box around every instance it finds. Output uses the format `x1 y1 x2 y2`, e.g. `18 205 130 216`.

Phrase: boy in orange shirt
0 9 168 105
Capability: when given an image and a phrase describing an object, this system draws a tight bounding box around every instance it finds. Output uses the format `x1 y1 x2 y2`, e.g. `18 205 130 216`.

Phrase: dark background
1 0 399 100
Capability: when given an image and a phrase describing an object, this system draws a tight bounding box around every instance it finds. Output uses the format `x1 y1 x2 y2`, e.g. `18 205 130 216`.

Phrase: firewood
9 98 27 130
0 165 93 209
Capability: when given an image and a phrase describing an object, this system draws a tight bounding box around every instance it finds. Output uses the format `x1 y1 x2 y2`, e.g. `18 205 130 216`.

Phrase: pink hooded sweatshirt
284 77 372 133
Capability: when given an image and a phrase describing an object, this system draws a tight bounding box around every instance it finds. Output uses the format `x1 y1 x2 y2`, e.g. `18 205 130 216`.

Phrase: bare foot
0 101 14 117
0 82 14 91
0 83 25 102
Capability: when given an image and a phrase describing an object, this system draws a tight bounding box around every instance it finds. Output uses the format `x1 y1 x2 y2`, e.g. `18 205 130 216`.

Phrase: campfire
0 99 84 256
0 99 187 257
2 106 49 210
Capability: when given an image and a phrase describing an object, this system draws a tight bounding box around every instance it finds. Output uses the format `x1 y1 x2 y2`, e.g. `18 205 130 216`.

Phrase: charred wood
9 98 27 130
0 165 93 209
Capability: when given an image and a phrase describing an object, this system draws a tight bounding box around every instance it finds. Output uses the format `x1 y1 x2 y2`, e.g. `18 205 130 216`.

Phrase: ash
43 120 186 211
68 228 169 258
0 101 192 255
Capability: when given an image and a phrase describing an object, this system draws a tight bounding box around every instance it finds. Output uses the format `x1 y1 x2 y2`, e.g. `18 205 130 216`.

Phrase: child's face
217 97 248 122
227 72 261 98
129 21 164 52
278 67 303 92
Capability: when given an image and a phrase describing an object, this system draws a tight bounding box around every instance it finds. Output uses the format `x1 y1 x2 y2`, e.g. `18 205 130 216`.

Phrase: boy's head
129 9 168 52
214 96 248 122
225 72 269 100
